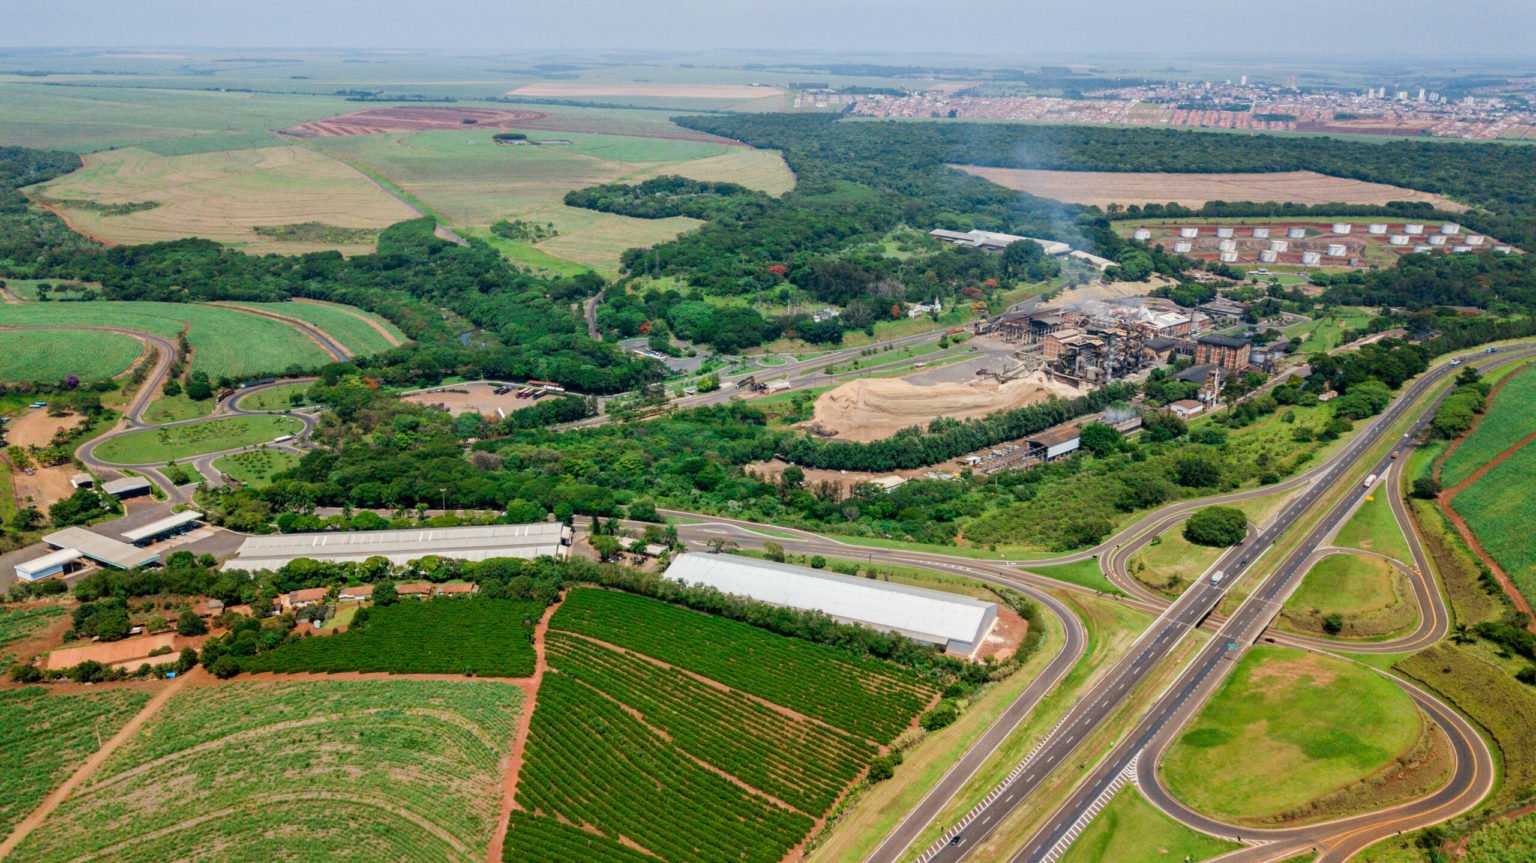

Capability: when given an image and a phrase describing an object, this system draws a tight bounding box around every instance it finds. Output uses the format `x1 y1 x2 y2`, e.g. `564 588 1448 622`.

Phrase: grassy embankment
95 415 303 464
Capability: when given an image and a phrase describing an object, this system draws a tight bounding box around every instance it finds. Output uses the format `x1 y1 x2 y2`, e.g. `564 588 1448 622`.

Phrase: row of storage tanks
1135 222 1511 264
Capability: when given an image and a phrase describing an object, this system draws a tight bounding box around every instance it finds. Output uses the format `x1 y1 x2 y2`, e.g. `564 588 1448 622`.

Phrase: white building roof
43 527 160 569
102 476 152 496
121 510 204 543
929 228 1072 257
664 553 997 655
223 522 568 571
16 547 83 579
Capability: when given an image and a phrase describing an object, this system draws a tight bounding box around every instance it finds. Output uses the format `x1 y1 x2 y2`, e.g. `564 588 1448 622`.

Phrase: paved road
916 343 1535 863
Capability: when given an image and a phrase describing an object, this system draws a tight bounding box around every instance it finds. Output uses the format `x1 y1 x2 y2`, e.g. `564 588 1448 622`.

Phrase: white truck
1363 473 1378 489
1210 570 1226 586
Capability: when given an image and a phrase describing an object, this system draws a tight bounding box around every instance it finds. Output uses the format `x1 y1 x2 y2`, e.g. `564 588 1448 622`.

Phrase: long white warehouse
664 552 998 657
223 522 572 571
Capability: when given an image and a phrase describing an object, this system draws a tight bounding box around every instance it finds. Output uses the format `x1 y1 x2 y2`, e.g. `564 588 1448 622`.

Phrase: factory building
1195 334 1252 372
928 229 1071 256
222 522 572 571
663 553 998 657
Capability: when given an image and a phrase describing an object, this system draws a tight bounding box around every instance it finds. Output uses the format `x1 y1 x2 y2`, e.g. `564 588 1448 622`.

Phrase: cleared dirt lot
402 381 554 417
282 106 548 138
803 371 1079 442
954 166 1466 211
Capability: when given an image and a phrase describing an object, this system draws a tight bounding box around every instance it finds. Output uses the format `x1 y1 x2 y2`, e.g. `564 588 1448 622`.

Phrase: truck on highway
1364 473 1378 488
1210 570 1226 586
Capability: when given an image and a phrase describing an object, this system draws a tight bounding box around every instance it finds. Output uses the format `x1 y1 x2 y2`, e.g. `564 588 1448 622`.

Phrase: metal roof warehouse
222 522 571 571
663 552 998 657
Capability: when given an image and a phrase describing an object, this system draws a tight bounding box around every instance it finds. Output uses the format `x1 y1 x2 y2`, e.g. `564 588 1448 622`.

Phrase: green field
140 393 216 424
1060 787 1240 863
0 605 66 658
234 381 312 412
1456 811 1536 863
1283 307 1377 353
1022 558 1121 594
1336 489 1413 562
241 599 541 677
95 415 303 464
1128 524 1225 597
315 127 792 271
0 686 150 842
1453 439 1536 607
1279 553 1419 639
212 449 300 486
506 586 929 863
1442 366 1536 488
0 328 141 382
10 679 521 863
1161 647 1427 825
0 302 331 379
227 301 401 356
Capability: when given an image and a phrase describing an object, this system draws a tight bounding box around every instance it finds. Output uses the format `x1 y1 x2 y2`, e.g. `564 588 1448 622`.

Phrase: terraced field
504 587 936 863
0 328 142 382
0 686 150 842
0 302 331 379
10 679 521 863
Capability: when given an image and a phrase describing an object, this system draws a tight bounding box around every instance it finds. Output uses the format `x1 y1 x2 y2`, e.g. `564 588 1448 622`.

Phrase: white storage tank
1220 251 1239 263
1251 227 1271 239
1327 243 1348 256
1441 223 1461 235
1216 227 1235 238
1405 223 1425 235
1389 235 1411 246
1180 227 1199 238
1269 239 1289 252
1218 238 1237 251
1467 235 1486 246
1452 245 1473 253
1413 245 1433 253
1259 250 1279 263
1132 228 1152 241
1332 223 1352 234
1368 223 1388 235
1495 245 1514 253
1302 251 1322 265
1173 241 1193 253
1428 234 1448 246
1287 227 1307 239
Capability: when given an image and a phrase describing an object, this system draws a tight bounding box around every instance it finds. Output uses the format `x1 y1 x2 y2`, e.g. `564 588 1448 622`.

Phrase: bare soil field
7 410 82 448
12 465 76 511
1042 274 1174 309
43 632 207 671
282 106 548 138
507 82 782 100
954 166 1466 211
34 146 418 255
402 381 554 417
803 370 1079 442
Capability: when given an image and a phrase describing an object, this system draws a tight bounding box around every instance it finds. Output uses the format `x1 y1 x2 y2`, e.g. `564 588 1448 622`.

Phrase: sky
2 0 1534 61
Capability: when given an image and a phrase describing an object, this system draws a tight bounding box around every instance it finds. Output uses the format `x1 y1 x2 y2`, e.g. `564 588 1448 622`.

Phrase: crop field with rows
1442 365 1536 488
500 812 656 863
0 605 66 655
547 630 877 813
0 328 142 383
549 587 937 741
1453 439 1536 608
511 673 813 863
0 687 149 842
242 599 541 678
227 300 402 356
10 679 521 863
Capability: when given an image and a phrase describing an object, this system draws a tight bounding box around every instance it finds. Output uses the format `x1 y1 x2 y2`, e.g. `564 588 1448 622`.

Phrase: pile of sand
803 371 1077 442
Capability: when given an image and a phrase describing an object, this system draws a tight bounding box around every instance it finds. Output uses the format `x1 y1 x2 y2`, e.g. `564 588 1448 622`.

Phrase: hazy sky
3 0 1534 61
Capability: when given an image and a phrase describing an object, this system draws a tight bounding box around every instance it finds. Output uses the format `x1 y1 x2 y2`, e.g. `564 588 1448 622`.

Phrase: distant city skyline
3 0 1535 61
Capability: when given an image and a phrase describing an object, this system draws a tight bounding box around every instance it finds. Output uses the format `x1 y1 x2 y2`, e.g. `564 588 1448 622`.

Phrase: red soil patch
282 106 548 138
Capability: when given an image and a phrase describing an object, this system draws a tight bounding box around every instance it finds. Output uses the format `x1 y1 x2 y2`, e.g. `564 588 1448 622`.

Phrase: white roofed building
664 553 998 657
223 522 572 571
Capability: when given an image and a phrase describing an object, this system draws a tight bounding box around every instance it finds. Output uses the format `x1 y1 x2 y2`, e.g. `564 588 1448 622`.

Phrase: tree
185 373 213 401
763 541 786 563
809 555 827 569
209 655 241 679
373 581 399 606
1174 457 1222 488
10 506 41 531
1079 422 1122 457
705 538 738 554
591 534 623 562
1412 477 1442 499
176 610 208 636
780 465 805 489
1322 613 1345 635
1183 506 1248 547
